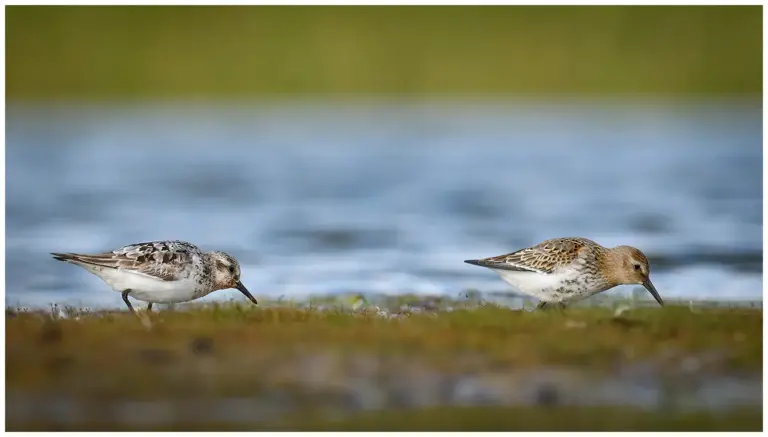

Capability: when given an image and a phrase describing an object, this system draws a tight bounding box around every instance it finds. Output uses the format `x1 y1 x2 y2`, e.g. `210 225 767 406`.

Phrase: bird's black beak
235 280 258 305
643 278 664 307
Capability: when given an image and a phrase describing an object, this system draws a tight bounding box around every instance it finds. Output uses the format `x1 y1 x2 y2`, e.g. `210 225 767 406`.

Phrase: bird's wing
51 240 198 282
466 237 593 274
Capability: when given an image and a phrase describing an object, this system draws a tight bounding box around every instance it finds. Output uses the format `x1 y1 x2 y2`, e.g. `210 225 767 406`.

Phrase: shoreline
6 291 764 315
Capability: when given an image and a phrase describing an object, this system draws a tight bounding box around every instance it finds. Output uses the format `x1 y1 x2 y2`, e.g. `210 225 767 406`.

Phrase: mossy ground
6 302 762 430
9 407 762 431
282 406 763 431
7 304 762 382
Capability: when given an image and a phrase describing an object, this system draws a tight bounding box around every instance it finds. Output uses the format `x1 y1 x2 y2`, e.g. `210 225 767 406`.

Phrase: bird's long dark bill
643 279 664 307
235 281 258 305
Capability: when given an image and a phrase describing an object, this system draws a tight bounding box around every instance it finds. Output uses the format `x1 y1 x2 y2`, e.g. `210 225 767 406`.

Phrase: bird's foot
137 312 153 330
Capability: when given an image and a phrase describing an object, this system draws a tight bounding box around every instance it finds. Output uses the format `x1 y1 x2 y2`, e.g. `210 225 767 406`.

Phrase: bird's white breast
491 266 591 303
85 265 203 303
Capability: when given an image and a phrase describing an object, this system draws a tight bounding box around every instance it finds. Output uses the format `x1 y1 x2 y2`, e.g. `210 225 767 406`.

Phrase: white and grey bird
52 240 258 314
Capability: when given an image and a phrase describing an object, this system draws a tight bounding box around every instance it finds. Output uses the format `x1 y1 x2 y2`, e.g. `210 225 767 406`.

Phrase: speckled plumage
465 237 663 307
52 240 257 315
479 237 602 274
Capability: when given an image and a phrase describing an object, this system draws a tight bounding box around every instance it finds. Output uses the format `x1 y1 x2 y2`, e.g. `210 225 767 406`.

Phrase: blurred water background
5 6 763 310
6 100 763 308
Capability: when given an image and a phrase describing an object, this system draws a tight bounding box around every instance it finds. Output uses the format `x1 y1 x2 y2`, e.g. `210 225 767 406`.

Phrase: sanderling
464 237 664 309
52 240 258 316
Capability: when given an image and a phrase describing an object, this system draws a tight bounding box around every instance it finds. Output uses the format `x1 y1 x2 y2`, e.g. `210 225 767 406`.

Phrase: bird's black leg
537 301 567 312
122 289 153 328
147 302 153 313
121 289 135 314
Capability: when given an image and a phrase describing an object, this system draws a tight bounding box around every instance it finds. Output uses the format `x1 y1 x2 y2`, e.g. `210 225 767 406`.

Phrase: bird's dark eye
633 264 641 271
228 265 235 274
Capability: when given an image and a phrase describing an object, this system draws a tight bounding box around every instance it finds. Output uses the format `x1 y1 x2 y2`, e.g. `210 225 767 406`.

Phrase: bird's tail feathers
51 252 117 269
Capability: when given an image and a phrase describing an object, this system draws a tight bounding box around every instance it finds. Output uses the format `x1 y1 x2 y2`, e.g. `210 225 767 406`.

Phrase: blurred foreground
6 300 762 431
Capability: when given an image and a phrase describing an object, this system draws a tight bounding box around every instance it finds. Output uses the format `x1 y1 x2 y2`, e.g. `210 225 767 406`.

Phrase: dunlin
464 237 664 309
52 240 258 315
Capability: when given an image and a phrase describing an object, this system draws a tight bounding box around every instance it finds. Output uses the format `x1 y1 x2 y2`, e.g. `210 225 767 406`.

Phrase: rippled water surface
6 100 762 308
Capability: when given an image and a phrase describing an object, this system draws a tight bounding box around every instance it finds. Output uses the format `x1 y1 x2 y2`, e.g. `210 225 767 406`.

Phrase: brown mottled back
483 237 603 273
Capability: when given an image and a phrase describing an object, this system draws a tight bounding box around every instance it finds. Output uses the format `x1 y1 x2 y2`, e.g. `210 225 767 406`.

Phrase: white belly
83 265 203 303
492 267 596 303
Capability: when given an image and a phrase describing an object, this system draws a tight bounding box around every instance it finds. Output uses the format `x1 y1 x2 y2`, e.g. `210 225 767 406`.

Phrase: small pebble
191 337 214 355
564 320 587 329
535 383 559 407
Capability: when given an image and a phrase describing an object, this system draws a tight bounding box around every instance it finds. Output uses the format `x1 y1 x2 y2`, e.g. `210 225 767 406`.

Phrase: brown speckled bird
464 237 663 309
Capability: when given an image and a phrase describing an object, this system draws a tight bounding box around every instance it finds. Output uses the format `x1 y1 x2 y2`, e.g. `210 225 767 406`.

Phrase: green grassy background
6 6 762 100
